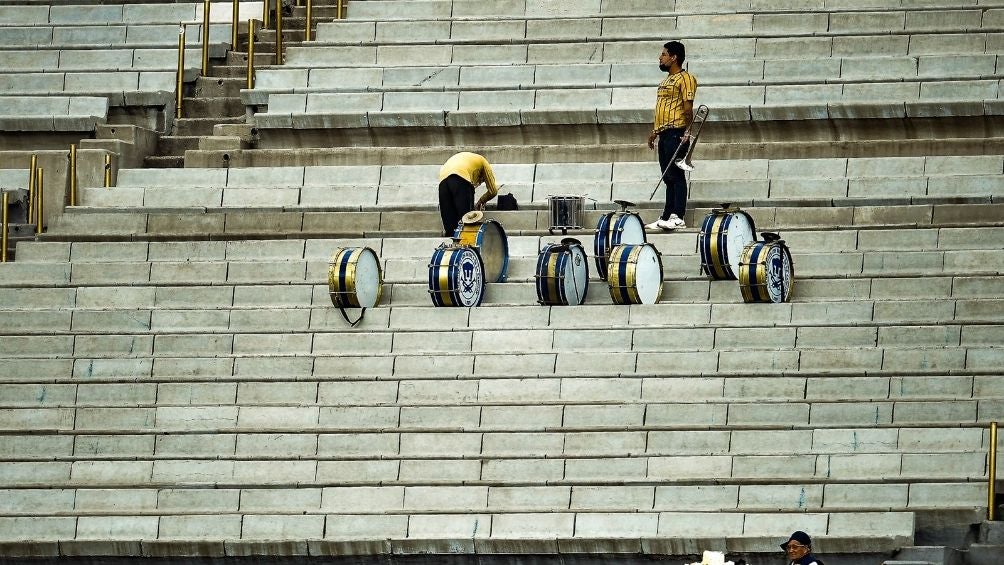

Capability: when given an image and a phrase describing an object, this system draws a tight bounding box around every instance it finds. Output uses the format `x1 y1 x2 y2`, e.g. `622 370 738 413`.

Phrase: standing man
781 531 825 565
646 40 697 231
438 151 499 236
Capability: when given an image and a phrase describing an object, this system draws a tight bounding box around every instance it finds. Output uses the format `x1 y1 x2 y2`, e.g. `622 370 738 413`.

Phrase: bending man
438 151 499 236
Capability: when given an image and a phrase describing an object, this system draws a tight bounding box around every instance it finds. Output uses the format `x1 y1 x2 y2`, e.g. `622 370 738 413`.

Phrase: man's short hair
664 41 686 65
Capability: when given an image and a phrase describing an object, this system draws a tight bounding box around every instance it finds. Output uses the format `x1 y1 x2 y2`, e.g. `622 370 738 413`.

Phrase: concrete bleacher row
315 9 1004 38
67 156 1004 207
2 0 1003 559
249 55 1003 98
339 0 1004 20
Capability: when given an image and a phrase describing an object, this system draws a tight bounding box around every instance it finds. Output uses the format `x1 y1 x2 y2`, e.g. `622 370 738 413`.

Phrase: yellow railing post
27 154 37 224
990 421 998 521
305 0 312 41
336 0 343 19
1 192 8 263
35 167 43 235
104 155 113 188
247 19 256 89
262 0 270 30
68 144 77 207
231 0 239 50
176 25 186 119
274 0 283 64
201 0 211 75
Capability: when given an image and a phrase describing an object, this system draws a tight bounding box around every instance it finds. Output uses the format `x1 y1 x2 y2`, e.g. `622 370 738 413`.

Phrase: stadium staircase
0 0 1002 564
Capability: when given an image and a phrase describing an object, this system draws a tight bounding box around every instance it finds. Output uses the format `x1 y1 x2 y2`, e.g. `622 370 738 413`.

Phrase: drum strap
337 305 366 327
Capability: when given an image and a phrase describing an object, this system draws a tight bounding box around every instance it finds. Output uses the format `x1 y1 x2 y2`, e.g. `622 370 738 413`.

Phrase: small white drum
606 243 664 305
535 238 589 306
699 204 756 280
739 233 794 304
328 246 383 325
428 244 486 307
593 210 646 281
453 211 509 283
548 195 584 235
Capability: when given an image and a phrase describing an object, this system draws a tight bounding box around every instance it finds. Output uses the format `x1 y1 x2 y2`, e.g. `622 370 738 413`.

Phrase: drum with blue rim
453 210 509 283
738 232 794 304
328 246 383 309
535 238 589 306
698 203 756 280
606 243 663 305
593 201 646 281
428 243 486 307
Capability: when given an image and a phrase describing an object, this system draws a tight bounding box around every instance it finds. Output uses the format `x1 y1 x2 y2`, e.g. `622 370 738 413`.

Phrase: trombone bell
674 104 709 172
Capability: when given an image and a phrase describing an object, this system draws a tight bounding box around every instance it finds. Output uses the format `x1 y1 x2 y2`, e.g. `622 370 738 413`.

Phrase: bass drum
738 233 794 303
535 238 589 306
593 211 646 281
428 244 486 307
453 215 509 283
328 246 383 309
699 205 756 280
606 243 664 305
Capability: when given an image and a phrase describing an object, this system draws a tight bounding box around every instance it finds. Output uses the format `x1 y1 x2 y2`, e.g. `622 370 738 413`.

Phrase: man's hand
476 202 486 211
647 131 658 150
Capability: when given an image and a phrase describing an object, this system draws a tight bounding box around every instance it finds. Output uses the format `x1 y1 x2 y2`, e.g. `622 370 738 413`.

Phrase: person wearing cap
438 152 499 236
781 531 824 565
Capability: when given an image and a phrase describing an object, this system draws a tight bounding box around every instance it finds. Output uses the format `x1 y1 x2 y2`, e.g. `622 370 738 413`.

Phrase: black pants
657 127 689 221
439 174 475 236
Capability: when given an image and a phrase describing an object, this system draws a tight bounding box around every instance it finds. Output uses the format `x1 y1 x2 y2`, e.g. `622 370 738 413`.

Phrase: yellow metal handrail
305 0 313 41
990 421 998 521
104 155 113 188
68 144 77 207
201 0 210 75
336 0 344 19
231 0 239 50
1 192 8 263
34 167 43 235
247 19 257 89
176 25 186 119
274 0 283 64
27 154 37 224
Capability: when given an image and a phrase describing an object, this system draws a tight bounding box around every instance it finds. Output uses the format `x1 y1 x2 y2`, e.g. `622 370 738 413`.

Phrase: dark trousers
657 127 689 221
439 174 475 236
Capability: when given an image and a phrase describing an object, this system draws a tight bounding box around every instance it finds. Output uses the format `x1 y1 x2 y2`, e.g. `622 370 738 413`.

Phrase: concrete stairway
1 0 1003 562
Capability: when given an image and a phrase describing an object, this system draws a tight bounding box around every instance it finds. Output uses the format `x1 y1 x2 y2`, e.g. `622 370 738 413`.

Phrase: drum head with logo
429 245 485 307
762 243 794 303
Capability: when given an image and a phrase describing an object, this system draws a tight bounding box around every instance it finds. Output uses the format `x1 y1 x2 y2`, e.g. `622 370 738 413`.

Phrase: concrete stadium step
0 509 916 556
0 335 1001 377
1 274 1003 309
245 54 1001 100
0 485 984 515
39 201 1004 240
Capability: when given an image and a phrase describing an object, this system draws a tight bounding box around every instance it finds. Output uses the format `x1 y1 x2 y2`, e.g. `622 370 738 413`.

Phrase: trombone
649 104 710 199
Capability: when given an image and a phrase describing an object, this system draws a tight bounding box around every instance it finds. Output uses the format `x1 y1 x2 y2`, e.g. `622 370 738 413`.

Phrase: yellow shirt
438 152 498 203
653 70 697 133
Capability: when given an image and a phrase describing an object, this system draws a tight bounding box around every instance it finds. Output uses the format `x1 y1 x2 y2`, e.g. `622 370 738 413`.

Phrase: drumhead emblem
459 250 484 304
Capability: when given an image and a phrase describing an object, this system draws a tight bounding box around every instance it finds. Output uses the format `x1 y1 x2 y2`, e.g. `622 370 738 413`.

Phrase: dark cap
781 531 812 549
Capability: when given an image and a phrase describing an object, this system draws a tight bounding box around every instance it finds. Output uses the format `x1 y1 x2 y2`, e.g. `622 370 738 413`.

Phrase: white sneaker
644 220 665 230
668 214 686 228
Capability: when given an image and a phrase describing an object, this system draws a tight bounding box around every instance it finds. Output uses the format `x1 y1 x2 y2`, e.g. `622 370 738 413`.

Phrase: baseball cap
781 531 812 549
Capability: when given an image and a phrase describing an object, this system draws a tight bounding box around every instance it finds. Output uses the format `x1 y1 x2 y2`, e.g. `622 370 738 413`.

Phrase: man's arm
475 160 498 209
682 99 695 140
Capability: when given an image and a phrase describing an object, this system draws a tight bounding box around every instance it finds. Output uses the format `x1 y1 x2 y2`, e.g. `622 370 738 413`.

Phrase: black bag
496 193 518 211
